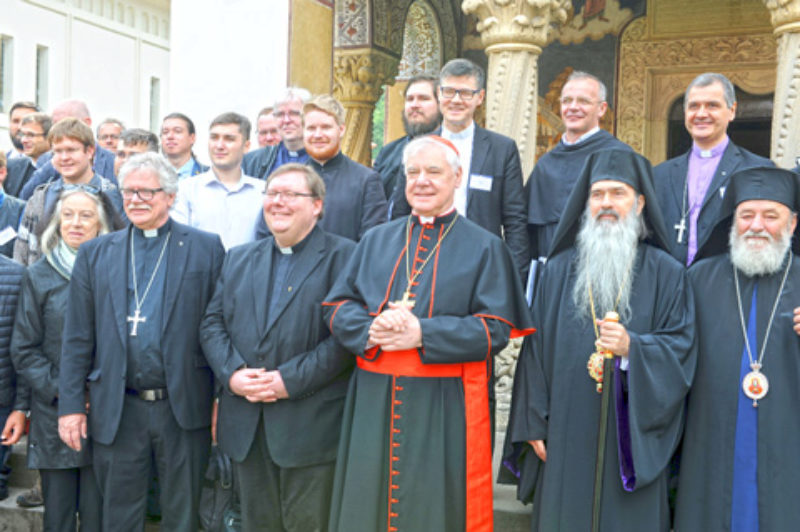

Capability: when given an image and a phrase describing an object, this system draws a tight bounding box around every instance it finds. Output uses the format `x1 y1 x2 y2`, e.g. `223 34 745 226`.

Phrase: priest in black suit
390 58 529 281
526 71 632 261
201 163 354 531
654 72 772 266
676 166 800 531
57 152 225 531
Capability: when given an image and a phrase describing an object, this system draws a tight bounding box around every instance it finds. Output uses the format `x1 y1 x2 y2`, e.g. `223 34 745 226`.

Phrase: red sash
358 347 493 532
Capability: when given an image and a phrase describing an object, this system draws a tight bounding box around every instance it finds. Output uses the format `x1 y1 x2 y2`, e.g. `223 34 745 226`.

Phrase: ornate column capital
763 0 800 35
333 48 399 105
333 47 399 165
462 0 572 52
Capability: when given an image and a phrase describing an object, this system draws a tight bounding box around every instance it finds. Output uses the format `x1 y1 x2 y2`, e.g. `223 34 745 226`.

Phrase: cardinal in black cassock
675 166 800 532
323 135 534 532
503 149 697 532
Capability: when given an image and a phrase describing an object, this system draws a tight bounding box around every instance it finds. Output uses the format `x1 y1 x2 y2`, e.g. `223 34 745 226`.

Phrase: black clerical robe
322 212 534 532
526 130 631 258
504 243 696 532
675 253 800 531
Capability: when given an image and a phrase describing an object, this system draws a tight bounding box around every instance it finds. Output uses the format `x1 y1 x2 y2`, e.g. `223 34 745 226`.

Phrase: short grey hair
96 117 125 135
439 58 485 90
274 87 312 109
118 152 179 194
40 188 114 254
565 71 607 103
120 128 159 152
403 135 461 173
685 73 736 108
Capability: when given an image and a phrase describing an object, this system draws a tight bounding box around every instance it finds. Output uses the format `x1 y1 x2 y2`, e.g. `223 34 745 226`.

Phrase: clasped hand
595 318 630 357
368 302 422 351
229 368 288 403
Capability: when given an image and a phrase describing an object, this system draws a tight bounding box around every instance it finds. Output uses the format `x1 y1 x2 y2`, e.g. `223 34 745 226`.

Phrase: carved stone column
764 0 800 167
333 48 399 166
462 0 570 432
463 0 571 177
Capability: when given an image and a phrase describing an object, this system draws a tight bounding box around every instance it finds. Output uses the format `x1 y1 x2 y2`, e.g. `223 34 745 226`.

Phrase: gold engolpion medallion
587 352 605 393
742 368 769 407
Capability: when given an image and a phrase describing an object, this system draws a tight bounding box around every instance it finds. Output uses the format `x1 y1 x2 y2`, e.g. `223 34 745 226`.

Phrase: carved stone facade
463 0 572 177
763 0 800 167
333 48 399 164
618 17 776 164
398 0 443 77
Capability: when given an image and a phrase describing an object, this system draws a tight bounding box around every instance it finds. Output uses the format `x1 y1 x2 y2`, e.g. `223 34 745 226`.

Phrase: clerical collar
412 207 457 225
692 136 729 159
562 126 600 146
311 151 344 169
273 226 316 255
134 218 173 239
441 121 474 141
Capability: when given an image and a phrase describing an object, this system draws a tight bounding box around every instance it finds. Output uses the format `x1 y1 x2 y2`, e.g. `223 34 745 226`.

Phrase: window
149 77 160 132
0 36 13 113
36 45 49 110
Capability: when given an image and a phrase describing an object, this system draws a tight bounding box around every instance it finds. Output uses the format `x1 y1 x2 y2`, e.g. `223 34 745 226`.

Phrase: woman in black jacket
11 186 122 531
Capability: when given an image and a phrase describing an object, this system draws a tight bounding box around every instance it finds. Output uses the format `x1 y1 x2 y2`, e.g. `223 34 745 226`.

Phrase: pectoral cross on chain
393 291 416 310
127 309 146 336
674 217 687 244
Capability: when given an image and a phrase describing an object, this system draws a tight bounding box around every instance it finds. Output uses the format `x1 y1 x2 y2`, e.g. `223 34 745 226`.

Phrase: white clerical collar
144 229 159 238
442 121 474 141
278 246 293 255
416 206 457 224
562 126 600 146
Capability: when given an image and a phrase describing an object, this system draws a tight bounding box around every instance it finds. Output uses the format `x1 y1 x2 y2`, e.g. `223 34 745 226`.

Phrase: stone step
0 486 43 532
7 440 37 489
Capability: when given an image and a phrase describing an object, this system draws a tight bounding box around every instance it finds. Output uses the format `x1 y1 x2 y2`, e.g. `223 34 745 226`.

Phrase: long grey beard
573 206 643 323
729 222 793 277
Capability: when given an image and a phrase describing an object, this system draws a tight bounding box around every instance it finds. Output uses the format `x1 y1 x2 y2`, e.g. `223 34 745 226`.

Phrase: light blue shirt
171 169 264 250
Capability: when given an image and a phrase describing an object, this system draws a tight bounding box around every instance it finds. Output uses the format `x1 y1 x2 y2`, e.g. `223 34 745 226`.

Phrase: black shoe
0 483 8 501
16 486 43 507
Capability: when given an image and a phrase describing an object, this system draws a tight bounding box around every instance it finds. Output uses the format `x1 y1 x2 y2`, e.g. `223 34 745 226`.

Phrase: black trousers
235 415 335 532
93 395 210 532
40 465 102 531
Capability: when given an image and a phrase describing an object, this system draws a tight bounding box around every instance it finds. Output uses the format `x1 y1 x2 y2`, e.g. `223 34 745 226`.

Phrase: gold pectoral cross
393 291 415 309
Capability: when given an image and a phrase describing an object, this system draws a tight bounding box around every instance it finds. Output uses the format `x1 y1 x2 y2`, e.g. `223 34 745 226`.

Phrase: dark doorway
667 87 773 159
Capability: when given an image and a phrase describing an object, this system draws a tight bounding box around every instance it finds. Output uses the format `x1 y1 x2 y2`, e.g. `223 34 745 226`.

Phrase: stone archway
617 16 777 165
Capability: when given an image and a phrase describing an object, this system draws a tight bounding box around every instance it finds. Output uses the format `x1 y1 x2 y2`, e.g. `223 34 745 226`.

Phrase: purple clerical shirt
686 136 729 265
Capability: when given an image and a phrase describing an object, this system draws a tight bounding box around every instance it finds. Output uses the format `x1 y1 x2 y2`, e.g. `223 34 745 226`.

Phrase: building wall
0 0 170 153
169 0 290 161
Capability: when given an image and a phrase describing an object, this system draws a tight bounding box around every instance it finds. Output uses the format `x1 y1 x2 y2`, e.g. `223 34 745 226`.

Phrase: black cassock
503 243 696 532
675 253 800 531
323 212 533 532
526 130 631 258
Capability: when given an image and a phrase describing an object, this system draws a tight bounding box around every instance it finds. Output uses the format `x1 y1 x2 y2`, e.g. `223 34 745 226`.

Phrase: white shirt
171 169 264 250
561 126 600 146
441 121 475 216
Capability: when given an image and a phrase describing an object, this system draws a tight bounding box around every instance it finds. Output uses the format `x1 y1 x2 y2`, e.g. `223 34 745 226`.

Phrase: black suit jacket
5 157 36 198
654 142 773 264
242 145 279 180
390 125 529 279
200 226 354 466
58 221 225 445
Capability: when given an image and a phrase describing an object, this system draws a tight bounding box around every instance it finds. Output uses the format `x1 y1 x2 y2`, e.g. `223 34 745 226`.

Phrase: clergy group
0 57 797 532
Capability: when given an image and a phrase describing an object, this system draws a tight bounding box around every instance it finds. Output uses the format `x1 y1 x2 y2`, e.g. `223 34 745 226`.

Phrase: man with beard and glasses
373 74 442 204
674 166 800 532
502 149 697 532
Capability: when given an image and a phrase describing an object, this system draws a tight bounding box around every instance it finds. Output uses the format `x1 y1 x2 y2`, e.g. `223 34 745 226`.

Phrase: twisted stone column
462 0 570 431
764 0 800 167
462 0 571 177
333 48 399 166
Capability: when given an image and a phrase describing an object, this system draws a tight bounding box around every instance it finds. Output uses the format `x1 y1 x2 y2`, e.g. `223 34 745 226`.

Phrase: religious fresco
536 0 645 141
397 0 442 77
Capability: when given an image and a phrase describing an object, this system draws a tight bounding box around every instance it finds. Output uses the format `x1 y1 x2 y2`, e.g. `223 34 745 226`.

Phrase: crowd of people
0 56 797 532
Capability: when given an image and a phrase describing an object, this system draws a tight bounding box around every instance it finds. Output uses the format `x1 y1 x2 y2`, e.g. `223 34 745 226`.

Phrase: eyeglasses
61 183 101 196
121 187 164 201
263 190 315 201
17 131 45 139
560 96 600 106
273 110 302 120
439 86 481 101
98 134 120 142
